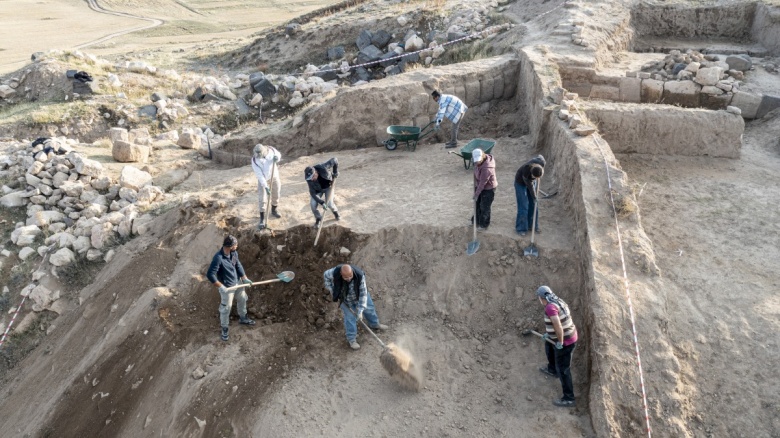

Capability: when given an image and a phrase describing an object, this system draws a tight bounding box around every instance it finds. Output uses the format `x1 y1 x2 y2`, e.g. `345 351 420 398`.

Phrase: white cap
253 144 268 158
471 148 483 163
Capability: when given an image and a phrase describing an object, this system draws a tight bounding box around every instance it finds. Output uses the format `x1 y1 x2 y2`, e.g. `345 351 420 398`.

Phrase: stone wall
630 2 756 39
219 55 520 162
584 103 744 158
752 3 780 56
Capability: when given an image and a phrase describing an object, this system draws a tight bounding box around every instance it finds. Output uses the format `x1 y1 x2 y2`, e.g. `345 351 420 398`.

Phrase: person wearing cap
472 148 497 231
304 157 340 228
323 264 388 350
431 90 468 149
206 235 255 341
536 285 578 407
251 144 282 230
515 155 546 236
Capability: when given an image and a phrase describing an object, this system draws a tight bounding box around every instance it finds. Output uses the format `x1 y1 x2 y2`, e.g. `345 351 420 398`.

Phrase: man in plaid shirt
432 90 468 148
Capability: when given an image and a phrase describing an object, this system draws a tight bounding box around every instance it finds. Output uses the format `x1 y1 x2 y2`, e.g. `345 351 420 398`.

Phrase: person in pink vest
537 285 579 407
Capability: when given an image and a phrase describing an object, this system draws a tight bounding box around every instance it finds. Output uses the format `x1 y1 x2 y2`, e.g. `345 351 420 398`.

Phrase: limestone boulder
694 67 724 87
1 191 25 207
178 133 201 150
662 80 701 107
119 166 152 191
112 140 150 163
72 236 91 254
50 248 76 267
72 156 104 178
137 186 164 203
725 55 752 72
28 210 66 227
109 127 129 143
12 225 42 246
91 222 114 249
59 181 84 197
19 247 37 261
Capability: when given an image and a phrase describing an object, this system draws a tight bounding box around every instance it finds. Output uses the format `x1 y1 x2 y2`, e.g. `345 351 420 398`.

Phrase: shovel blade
467 240 480 256
523 244 539 257
277 271 295 283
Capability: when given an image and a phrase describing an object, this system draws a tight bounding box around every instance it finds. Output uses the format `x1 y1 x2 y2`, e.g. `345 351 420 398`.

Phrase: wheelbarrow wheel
384 139 398 151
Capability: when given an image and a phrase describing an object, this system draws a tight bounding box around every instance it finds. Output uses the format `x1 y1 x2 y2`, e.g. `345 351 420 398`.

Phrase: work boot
239 315 256 326
271 206 281 219
257 213 266 230
221 326 229 341
314 218 322 229
552 398 575 408
333 211 341 221
349 340 361 350
370 323 389 331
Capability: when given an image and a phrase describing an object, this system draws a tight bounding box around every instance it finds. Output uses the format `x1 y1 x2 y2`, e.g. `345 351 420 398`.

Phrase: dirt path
73 0 164 51
618 116 780 438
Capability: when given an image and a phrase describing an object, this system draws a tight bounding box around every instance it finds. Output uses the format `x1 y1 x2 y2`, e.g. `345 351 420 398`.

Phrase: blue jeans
545 341 577 401
310 186 337 220
340 292 380 343
514 181 538 233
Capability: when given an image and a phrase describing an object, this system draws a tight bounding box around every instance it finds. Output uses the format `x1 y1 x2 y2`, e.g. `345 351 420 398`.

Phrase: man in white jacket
251 144 282 229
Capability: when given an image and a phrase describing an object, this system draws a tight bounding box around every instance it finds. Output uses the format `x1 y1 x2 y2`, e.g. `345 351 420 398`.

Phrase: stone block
112 140 150 163
464 79 481 107
730 91 762 119
492 74 504 100
700 92 732 110
479 76 495 103
694 67 723 86
178 133 201 149
619 77 641 103
590 85 620 101
725 55 752 72
756 94 780 119
109 127 129 143
662 80 701 108
119 166 153 191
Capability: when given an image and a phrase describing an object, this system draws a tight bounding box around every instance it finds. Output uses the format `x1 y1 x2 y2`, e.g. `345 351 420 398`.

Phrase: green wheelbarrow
448 138 496 169
384 121 436 151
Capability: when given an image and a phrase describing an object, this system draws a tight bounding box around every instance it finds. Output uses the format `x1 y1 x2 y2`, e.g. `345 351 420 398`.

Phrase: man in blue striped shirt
432 90 468 148
324 264 388 350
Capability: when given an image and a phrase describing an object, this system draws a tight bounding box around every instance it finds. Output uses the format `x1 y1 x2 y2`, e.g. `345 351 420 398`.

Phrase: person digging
251 143 282 230
207 235 255 341
431 90 468 149
323 264 388 350
515 155 546 236
304 157 340 228
536 285 578 407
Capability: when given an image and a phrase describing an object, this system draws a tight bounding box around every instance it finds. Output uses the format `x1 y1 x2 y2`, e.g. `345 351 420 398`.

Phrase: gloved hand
218 285 228 294
265 186 271 196
542 333 551 342
555 341 564 350
272 155 279 163
434 122 441 132
242 278 253 285
322 203 329 211
357 312 364 323
333 172 339 179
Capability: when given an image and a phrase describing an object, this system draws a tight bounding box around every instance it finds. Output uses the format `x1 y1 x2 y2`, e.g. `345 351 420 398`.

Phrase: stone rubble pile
550 88 598 137
0 138 166 268
638 50 750 87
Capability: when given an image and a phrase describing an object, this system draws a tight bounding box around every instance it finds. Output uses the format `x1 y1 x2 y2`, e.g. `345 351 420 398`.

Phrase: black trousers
545 341 577 401
475 188 495 228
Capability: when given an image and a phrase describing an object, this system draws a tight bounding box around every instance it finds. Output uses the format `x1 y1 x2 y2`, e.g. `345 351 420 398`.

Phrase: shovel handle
343 303 387 348
529 329 558 345
224 278 281 291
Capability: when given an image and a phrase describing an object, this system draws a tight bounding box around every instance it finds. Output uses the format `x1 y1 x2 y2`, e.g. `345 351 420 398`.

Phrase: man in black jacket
514 155 546 235
323 264 388 350
206 235 255 341
304 157 340 228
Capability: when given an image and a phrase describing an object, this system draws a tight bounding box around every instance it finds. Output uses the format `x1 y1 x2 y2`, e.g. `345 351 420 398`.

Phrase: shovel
522 328 557 345
467 196 479 256
224 271 295 291
313 179 336 247
523 180 541 257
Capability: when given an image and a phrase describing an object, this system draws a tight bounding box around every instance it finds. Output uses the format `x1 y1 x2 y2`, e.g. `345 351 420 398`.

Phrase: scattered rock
50 247 76 266
192 366 206 379
112 140 150 163
725 55 752 72
178 133 201 150
119 166 153 191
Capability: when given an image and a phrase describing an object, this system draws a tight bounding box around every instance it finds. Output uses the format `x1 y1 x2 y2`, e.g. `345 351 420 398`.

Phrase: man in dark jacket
207 235 255 341
323 264 388 350
472 148 497 230
514 154 546 235
304 157 340 228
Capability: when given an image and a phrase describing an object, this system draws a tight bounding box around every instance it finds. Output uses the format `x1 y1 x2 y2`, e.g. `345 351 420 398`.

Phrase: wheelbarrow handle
448 151 465 158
